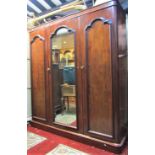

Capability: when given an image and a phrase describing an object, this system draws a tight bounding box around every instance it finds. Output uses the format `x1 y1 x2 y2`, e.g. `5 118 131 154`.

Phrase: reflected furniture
61 84 76 111
29 0 128 153
51 26 77 126
52 64 64 114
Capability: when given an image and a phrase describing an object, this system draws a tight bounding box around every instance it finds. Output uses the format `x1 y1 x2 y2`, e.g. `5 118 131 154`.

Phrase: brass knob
80 65 85 69
47 67 51 71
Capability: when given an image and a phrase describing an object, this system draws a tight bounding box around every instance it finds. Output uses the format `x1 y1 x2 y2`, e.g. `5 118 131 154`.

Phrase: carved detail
85 17 112 31
50 25 75 39
31 35 45 44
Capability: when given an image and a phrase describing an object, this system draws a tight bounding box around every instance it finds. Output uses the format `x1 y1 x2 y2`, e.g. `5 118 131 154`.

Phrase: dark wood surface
85 20 113 137
117 6 128 140
79 7 116 141
30 28 47 122
29 0 128 152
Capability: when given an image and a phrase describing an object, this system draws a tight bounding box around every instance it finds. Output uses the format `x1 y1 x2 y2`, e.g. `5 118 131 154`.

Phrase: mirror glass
51 27 77 128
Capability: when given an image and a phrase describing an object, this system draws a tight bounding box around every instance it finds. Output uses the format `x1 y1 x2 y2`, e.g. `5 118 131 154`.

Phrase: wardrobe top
28 0 123 32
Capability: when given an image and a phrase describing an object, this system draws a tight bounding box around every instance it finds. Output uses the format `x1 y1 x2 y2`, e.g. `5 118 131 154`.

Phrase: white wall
27 32 32 121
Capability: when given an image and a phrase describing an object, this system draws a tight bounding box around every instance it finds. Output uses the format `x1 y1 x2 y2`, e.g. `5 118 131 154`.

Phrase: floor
55 100 77 127
27 125 128 155
55 112 77 127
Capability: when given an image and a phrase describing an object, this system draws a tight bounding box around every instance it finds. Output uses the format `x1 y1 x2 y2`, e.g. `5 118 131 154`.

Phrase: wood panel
31 33 46 121
85 19 113 136
78 7 115 142
117 7 128 139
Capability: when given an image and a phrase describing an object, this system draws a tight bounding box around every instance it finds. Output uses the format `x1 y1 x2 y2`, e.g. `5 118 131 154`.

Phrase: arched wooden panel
31 35 46 122
85 18 113 137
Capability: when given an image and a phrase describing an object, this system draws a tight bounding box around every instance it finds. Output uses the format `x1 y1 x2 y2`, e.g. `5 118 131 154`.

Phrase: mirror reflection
51 28 77 128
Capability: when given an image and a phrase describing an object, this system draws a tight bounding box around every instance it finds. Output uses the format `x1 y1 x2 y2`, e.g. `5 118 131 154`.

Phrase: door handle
80 65 85 69
47 67 51 72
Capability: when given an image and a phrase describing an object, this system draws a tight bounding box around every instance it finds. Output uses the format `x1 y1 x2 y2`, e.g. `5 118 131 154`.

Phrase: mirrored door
51 27 77 128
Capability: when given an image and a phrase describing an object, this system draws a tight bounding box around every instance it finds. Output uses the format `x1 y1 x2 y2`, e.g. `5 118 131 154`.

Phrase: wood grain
30 30 47 121
86 21 113 136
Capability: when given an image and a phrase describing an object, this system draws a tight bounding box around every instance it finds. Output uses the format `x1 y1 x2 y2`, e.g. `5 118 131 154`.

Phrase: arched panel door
46 17 83 132
84 18 113 139
30 33 47 122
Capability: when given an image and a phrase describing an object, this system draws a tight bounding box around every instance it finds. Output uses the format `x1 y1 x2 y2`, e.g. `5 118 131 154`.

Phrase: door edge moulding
33 116 47 122
31 34 45 43
84 17 112 31
50 25 75 39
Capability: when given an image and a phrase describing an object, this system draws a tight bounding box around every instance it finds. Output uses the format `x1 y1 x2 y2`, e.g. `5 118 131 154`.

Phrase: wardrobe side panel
117 8 128 137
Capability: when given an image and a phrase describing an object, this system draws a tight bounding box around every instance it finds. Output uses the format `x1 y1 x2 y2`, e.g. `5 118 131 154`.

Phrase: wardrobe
29 0 128 153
